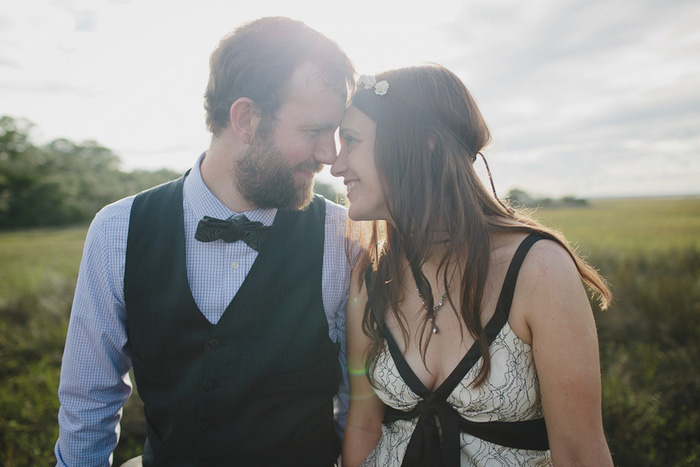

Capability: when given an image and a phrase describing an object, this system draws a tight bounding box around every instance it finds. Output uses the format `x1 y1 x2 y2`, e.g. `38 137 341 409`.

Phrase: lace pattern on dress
364 324 552 466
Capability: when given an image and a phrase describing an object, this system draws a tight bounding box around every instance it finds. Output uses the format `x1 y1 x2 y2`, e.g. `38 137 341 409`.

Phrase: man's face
234 62 346 210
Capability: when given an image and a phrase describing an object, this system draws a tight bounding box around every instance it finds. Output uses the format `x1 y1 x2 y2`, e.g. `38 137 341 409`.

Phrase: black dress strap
494 232 544 323
433 232 543 399
380 233 549 466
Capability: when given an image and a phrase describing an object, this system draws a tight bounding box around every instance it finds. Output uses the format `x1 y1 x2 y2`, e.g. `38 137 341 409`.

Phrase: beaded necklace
417 286 450 334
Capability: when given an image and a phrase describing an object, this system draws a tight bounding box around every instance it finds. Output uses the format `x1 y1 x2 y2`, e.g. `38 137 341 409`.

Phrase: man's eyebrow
300 122 339 131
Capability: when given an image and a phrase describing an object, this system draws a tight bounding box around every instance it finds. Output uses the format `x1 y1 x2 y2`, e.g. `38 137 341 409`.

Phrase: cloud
51 0 99 32
437 0 700 196
0 15 12 28
0 57 18 68
72 10 97 32
1 0 696 197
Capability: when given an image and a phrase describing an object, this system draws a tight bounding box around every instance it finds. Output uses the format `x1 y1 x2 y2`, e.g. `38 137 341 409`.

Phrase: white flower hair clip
359 75 376 89
374 80 389 95
358 74 389 96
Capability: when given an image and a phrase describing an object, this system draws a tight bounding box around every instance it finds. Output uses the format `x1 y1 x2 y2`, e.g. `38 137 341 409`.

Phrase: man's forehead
283 62 347 99
275 64 347 125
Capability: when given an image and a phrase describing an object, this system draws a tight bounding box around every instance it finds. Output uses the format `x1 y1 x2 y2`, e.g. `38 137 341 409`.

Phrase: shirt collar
183 152 277 226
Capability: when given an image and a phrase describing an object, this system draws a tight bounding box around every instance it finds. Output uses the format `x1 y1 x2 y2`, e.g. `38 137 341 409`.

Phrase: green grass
532 197 700 255
1 197 699 466
0 226 86 303
0 224 146 466
532 197 700 466
0 226 86 466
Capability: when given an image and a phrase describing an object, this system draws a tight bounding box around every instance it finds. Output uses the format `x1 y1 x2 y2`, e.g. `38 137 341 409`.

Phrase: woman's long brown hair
349 65 611 387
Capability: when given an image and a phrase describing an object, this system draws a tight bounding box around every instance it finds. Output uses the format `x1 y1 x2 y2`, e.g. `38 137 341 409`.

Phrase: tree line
1 113 580 230
0 116 339 229
506 188 588 209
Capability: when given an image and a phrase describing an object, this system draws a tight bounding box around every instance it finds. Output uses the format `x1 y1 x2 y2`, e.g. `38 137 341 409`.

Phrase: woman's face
331 105 391 222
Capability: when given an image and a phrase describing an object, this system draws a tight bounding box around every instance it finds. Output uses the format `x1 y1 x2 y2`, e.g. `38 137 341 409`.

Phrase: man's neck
200 134 257 213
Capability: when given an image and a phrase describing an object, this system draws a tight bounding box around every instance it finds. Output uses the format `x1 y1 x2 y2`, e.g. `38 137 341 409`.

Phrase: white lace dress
362 234 552 466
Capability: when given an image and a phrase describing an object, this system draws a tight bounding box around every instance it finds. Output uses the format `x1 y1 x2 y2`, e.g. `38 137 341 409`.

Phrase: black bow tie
194 215 273 252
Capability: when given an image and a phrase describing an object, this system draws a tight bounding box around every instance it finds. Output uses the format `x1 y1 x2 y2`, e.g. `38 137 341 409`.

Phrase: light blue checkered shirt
55 155 351 466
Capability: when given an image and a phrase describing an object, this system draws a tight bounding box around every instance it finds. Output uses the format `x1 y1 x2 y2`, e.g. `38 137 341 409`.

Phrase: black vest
124 175 341 466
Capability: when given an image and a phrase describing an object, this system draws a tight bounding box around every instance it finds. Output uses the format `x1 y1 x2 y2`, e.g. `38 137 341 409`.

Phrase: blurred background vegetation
1 115 699 465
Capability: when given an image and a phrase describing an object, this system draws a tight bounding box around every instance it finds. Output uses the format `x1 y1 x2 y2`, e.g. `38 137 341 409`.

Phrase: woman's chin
348 205 386 222
348 205 369 222
347 211 365 222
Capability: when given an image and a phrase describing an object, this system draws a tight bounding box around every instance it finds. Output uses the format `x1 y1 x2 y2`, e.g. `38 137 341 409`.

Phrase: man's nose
314 134 338 165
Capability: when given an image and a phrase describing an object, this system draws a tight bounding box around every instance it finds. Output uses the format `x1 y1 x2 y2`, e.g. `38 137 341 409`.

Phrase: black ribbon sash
384 403 549 467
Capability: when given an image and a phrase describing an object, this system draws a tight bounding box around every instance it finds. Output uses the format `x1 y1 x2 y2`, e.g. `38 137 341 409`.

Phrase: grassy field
533 197 700 254
0 227 86 465
1 197 699 466
536 197 700 466
0 226 86 302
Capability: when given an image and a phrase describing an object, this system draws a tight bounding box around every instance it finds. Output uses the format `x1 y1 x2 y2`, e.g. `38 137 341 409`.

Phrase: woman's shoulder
520 235 579 287
497 231 587 341
492 231 577 280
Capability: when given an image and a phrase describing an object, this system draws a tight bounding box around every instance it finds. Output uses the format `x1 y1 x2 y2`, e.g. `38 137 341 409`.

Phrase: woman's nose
330 148 347 177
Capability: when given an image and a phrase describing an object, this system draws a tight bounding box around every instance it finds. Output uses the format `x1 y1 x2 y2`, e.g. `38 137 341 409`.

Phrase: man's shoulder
79 195 136 261
91 175 183 231
92 195 136 228
93 174 181 223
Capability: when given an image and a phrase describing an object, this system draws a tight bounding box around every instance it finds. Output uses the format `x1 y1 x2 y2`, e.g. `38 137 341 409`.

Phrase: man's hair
205 17 355 135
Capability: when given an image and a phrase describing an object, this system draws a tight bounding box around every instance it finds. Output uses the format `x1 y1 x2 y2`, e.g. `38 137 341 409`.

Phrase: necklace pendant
429 316 438 334
418 285 449 337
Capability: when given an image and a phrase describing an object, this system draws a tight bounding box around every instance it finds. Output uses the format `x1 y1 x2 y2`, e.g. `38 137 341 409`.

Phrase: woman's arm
517 240 613 466
342 269 385 467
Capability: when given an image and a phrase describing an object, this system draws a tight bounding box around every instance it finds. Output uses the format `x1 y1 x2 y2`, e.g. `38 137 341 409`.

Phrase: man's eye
307 129 321 136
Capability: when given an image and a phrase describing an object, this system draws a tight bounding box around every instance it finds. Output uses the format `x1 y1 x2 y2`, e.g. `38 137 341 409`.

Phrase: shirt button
208 338 220 349
200 421 211 431
231 261 239 269
203 380 215 391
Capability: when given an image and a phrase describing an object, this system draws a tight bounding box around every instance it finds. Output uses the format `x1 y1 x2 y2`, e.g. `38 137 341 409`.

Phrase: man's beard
234 122 321 211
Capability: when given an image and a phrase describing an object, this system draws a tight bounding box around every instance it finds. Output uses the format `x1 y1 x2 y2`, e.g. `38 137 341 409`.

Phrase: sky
1 0 699 198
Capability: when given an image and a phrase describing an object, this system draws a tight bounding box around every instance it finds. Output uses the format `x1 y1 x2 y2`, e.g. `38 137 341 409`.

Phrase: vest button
208 338 220 349
200 421 211 431
203 380 215 391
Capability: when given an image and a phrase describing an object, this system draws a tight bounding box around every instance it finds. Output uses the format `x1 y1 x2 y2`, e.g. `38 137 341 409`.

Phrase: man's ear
229 98 261 144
